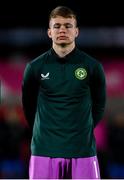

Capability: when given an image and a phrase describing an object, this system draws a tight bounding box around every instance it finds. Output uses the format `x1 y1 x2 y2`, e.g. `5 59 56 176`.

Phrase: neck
52 43 75 58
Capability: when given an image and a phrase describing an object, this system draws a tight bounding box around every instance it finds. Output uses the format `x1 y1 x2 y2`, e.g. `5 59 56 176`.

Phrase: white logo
41 72 50 80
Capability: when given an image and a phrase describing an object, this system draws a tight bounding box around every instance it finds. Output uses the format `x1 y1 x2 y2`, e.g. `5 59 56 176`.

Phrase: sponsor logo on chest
41 72 50 80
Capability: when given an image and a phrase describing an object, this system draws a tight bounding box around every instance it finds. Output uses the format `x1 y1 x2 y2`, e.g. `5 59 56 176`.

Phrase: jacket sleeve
90 63 106 127
22 63 39 131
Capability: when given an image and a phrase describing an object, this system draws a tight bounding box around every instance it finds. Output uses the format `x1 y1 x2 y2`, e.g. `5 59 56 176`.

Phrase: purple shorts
29 155 100 179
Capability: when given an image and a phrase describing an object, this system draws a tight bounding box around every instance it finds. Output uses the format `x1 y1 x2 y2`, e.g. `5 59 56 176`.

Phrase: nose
59 25 66 32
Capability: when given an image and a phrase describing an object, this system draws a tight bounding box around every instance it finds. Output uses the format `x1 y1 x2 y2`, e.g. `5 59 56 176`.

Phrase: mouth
57 36 68 40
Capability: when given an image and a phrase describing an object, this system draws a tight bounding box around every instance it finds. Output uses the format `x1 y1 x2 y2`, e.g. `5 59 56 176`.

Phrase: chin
56 41 71 47
60 43 67 47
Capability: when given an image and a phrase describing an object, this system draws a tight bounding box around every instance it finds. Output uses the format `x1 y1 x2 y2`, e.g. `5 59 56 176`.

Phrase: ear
47 28 52 38
75 27 79 37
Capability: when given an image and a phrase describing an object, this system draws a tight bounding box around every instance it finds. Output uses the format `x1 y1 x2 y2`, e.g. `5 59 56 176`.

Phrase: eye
53 24 61 28
65 24 73 28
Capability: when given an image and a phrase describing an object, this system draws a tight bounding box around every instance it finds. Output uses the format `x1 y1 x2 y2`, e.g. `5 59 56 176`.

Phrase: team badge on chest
75 68 87 80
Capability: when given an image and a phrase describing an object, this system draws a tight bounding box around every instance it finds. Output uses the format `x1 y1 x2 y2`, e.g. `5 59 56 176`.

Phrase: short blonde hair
49 6 77 27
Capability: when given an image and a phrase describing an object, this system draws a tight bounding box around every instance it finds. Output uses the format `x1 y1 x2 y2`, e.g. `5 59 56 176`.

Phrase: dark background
0 0 124 59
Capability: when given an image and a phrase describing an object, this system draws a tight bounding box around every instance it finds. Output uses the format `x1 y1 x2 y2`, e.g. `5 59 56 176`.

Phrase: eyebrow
53 23 74 27
54 23 73 25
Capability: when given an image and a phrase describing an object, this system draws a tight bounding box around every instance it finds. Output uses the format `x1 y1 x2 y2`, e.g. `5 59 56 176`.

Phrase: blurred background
0 1 124 178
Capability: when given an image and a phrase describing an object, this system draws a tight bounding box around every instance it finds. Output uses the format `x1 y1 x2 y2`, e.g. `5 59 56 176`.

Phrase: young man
22 6 106 179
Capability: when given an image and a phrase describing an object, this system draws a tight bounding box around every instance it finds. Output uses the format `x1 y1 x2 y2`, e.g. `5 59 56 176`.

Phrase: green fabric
22 48 106 157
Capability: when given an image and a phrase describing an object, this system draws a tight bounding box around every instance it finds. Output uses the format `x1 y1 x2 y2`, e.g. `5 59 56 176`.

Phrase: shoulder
76 48 100 66
29 49 50 67
24 49 51 77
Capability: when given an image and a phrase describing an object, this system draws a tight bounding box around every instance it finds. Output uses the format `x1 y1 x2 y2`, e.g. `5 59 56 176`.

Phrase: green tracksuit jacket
22 47 106 158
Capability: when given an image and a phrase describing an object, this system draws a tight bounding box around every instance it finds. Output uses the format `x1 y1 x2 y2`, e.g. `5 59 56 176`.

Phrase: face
48 16 79 46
